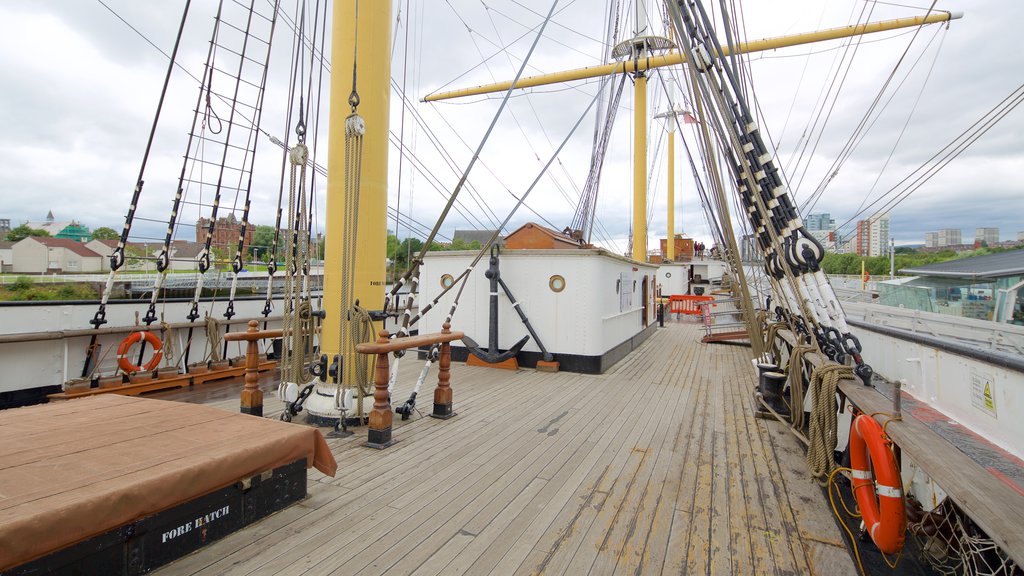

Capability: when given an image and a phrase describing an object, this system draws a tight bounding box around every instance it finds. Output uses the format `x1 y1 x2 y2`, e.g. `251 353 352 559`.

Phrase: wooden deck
156 321 854 576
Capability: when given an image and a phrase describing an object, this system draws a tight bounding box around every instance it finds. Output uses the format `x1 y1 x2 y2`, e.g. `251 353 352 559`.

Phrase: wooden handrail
224 326 283 342
354 330 464 355
360 323 462 449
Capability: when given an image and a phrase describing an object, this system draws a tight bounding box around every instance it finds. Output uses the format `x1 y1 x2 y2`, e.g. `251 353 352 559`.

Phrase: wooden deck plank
662 330 713 573
608 341 695 576
531 362 677 575
470 369 659 575
345 376 616 576
615 341 701 576
216 374 595 576
721 353 774 574
154 321 855 576
501 377 672 574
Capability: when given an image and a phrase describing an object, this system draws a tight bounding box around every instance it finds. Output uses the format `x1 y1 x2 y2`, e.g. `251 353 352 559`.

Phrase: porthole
549 275 566 293
440 274 454 289
665 272 672 278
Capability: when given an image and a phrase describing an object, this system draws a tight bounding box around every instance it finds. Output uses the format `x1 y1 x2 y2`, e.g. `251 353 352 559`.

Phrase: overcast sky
0 0 1021 252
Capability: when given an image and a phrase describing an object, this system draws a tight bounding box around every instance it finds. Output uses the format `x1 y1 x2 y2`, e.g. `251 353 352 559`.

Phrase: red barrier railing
668 295 715 315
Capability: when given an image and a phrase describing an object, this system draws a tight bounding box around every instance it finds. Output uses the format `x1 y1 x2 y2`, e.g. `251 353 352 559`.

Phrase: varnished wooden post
432 322 456 419
224 321 282 417
240 320 263 417
366 329 395 448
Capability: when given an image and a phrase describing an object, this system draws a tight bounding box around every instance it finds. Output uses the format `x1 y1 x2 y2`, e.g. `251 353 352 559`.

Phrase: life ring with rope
116 331 164 373
849 413 907 554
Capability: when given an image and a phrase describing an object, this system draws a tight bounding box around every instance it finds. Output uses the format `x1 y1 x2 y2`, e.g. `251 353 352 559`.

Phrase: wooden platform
156 321 855 575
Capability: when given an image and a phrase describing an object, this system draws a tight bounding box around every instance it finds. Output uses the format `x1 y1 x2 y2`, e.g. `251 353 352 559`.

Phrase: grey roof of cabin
452 229 502 246
899 249 1024 280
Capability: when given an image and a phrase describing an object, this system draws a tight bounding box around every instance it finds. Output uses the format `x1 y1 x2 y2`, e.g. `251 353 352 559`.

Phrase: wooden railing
355 323 464 449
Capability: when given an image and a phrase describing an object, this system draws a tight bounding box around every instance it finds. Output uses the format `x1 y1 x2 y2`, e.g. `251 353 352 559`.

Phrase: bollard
366 330 395 449
760 371 790 417
432 323 457 419
223 320 282 417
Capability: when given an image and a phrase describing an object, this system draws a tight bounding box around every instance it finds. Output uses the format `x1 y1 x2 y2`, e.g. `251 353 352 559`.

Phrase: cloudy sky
0 0 1021 253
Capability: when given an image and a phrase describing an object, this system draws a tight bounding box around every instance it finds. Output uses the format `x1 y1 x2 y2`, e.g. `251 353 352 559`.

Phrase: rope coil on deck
785 344 815 431
807 363 854 484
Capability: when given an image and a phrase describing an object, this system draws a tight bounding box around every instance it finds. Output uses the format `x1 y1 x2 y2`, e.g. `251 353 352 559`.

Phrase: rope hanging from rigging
667 0 873 384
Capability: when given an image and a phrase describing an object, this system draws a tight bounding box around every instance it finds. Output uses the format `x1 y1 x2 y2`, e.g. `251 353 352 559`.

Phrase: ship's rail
773 328 1024 568
844 300 1024 357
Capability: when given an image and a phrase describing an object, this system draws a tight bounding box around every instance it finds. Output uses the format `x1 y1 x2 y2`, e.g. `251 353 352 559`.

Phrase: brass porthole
549 275 566 293
440 274 454 289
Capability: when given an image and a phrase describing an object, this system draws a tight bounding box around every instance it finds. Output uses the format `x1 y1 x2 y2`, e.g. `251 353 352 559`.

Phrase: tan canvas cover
0 395 337 570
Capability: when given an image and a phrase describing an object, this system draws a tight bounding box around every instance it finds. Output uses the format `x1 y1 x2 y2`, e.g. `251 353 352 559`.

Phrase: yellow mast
667 128 675 261
322 1 391 363
632 73 647 262
423 12 960 102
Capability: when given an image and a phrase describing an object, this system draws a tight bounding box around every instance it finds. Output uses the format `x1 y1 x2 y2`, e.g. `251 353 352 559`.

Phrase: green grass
0 281 99 301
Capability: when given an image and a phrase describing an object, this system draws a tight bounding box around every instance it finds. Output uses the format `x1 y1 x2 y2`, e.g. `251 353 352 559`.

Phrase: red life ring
849 414 906 554
117 331 164 373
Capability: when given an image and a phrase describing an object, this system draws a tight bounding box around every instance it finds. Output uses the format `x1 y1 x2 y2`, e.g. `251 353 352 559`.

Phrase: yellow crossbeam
423 12 960 102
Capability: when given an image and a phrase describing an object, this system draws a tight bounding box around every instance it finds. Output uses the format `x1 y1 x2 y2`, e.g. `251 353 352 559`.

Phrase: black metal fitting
310 354 329 382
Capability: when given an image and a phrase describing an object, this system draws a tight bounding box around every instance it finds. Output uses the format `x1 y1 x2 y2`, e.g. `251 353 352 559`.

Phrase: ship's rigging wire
407 73 614 332
428 0 594 99
829 25 947 227
669 0 873 372
85 0 194 377
801 1 942 215
108 0 614 251
402 0 562 279
786 1 876 198
481 1 592 221
391 0 412 283
835 82 1024 234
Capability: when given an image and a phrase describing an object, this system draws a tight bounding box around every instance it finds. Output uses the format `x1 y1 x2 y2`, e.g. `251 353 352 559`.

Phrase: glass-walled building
879 249 1024 324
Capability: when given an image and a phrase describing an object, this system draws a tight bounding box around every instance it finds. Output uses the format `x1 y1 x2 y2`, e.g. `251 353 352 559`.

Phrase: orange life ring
849 414 906 554
116 331 163 373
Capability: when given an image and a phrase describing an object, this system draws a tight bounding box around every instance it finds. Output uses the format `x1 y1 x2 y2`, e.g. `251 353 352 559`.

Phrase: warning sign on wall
970 368 997 418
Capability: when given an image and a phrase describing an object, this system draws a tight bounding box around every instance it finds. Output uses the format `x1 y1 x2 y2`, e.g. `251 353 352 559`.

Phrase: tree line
820 244 1024 276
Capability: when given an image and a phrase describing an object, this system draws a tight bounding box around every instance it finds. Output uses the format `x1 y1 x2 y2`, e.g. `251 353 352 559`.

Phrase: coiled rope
807 363 855 484
785 344 816 431
204 315 222 363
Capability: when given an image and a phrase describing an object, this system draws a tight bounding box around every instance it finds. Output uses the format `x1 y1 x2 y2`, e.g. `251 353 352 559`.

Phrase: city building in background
195 214 254 256
938 228 962 247
23 211 92 242
853 215 890 257
805 213 838 252
975 227 1000 246
870 215 891 256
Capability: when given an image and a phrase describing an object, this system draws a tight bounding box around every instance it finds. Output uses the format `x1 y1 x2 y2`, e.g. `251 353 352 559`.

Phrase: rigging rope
90 0 193 335
332 106 366 414
280 141 312 389
204 315 223 363
395 0 562 295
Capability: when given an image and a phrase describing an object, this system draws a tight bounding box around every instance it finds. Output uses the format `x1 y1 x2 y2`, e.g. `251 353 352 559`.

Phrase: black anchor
462 245 530 364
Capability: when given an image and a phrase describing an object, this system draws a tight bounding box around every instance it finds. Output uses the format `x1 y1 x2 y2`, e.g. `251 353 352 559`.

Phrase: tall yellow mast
632 73 647 261
667 128 675 261
322 1 391 362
